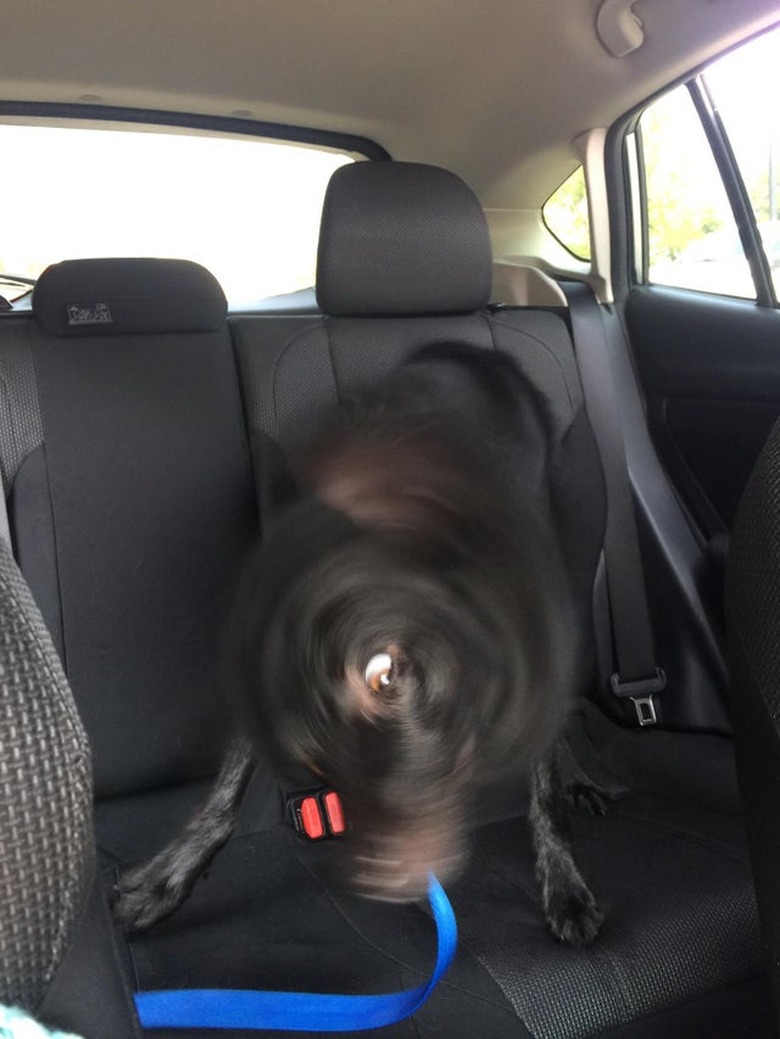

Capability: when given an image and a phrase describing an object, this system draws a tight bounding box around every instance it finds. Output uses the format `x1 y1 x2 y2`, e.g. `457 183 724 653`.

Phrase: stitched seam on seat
489 313 577 414
269 321 327 440
294 849 519 1018
613 808 752 867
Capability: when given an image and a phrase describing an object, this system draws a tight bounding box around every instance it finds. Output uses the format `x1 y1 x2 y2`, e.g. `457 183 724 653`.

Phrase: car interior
3 2 780 1037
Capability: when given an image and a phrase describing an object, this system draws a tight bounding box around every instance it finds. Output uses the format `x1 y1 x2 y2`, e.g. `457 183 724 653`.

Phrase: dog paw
565 781 611 817
112 860 193 933
544 881 604 946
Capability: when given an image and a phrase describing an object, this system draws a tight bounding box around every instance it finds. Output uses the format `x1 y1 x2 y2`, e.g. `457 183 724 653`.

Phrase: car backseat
227 161 773 1036
7 257 259 800
0 161 773 1038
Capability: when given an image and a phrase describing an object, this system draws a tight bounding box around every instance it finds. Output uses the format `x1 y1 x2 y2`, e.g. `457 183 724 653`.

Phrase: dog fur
114 343 604 945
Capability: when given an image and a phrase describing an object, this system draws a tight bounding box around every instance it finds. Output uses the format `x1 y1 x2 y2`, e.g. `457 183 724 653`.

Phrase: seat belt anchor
610 667 666 727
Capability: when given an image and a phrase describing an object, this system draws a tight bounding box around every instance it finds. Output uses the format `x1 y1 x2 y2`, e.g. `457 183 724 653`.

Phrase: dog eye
364 652 394 692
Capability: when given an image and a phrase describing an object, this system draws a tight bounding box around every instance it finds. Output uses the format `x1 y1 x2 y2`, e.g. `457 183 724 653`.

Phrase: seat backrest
726 415 780 1017
0 537 92 1012
6 258 258 799
233 161 607 692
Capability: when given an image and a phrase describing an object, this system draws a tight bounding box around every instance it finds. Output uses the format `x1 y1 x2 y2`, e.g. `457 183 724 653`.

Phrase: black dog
114 343 604 945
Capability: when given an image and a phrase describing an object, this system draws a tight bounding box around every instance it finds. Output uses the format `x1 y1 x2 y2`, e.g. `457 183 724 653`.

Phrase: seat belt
561 281 665 726
134 873 456 1032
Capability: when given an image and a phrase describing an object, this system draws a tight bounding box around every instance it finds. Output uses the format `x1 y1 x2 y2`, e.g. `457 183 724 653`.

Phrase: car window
703 29 780 301
639 84 753 298
0 122 354 305
542 166 591 261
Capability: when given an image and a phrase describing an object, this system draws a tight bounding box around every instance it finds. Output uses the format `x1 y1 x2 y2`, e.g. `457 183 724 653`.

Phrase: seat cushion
114 703 772 1038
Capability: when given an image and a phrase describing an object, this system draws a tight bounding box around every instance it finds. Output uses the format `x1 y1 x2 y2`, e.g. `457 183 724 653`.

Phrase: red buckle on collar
288 790 347 840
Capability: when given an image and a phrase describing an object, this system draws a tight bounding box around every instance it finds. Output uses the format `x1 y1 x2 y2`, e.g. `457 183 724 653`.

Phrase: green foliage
545 37 780 291
543 167 590 260
747 168 780 224
642 98 725 264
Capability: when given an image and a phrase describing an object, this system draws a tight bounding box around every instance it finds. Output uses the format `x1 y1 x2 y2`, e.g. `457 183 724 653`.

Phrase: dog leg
529 747 603 945
113 736 255 933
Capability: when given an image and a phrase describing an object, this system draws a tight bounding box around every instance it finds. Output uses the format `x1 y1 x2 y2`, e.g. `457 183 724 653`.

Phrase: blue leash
135 874 457 1032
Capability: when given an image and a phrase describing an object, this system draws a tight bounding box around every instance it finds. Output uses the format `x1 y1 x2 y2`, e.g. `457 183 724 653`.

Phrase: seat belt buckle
610 667 666 727
287 789 347 841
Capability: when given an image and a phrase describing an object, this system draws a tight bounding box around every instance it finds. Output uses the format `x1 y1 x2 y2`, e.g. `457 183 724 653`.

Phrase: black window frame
0 100 390 161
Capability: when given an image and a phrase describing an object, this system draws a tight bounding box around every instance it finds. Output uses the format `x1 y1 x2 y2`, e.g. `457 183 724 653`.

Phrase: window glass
640 84 753 298
543 166 591 261
704 28 780 299
0 122 353 304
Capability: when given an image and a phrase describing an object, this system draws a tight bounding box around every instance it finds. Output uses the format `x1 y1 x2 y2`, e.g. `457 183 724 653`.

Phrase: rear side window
639 85 753 298
704 31 780 301
543 166 591 261
632 25 780 304
0 122 354 305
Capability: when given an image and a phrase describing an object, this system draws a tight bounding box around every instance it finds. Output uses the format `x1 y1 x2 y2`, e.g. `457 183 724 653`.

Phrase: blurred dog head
232 344 574 901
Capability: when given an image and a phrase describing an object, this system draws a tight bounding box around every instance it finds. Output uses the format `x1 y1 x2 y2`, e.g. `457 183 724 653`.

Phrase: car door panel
626 285 780 535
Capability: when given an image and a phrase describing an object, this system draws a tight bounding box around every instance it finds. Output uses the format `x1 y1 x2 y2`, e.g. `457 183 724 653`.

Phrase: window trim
623 127 647 285
0 100 390 162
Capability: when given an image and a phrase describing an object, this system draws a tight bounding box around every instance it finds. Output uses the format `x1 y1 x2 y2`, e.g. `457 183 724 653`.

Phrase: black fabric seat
0 257 262 1034
216 161 771 1036
727 416 780 1030
0 535 139 1037
18 257 259 800
5 255 534 1037
0 180 771 1036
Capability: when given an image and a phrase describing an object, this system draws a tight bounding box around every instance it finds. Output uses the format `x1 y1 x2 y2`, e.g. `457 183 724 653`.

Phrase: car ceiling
1 0 779 211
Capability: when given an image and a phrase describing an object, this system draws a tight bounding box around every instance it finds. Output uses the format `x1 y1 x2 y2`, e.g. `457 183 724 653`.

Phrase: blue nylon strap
135 874 457 1032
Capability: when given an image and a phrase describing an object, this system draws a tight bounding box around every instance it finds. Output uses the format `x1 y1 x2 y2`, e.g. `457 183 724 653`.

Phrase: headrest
33 258 227 337
316 162 492 317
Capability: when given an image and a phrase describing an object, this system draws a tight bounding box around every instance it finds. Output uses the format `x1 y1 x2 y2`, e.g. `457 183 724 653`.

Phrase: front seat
0 536 139 1036
726 414 780 1028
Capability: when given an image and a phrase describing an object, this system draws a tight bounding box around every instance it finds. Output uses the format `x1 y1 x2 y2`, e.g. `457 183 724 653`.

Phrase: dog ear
401 342 554 440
